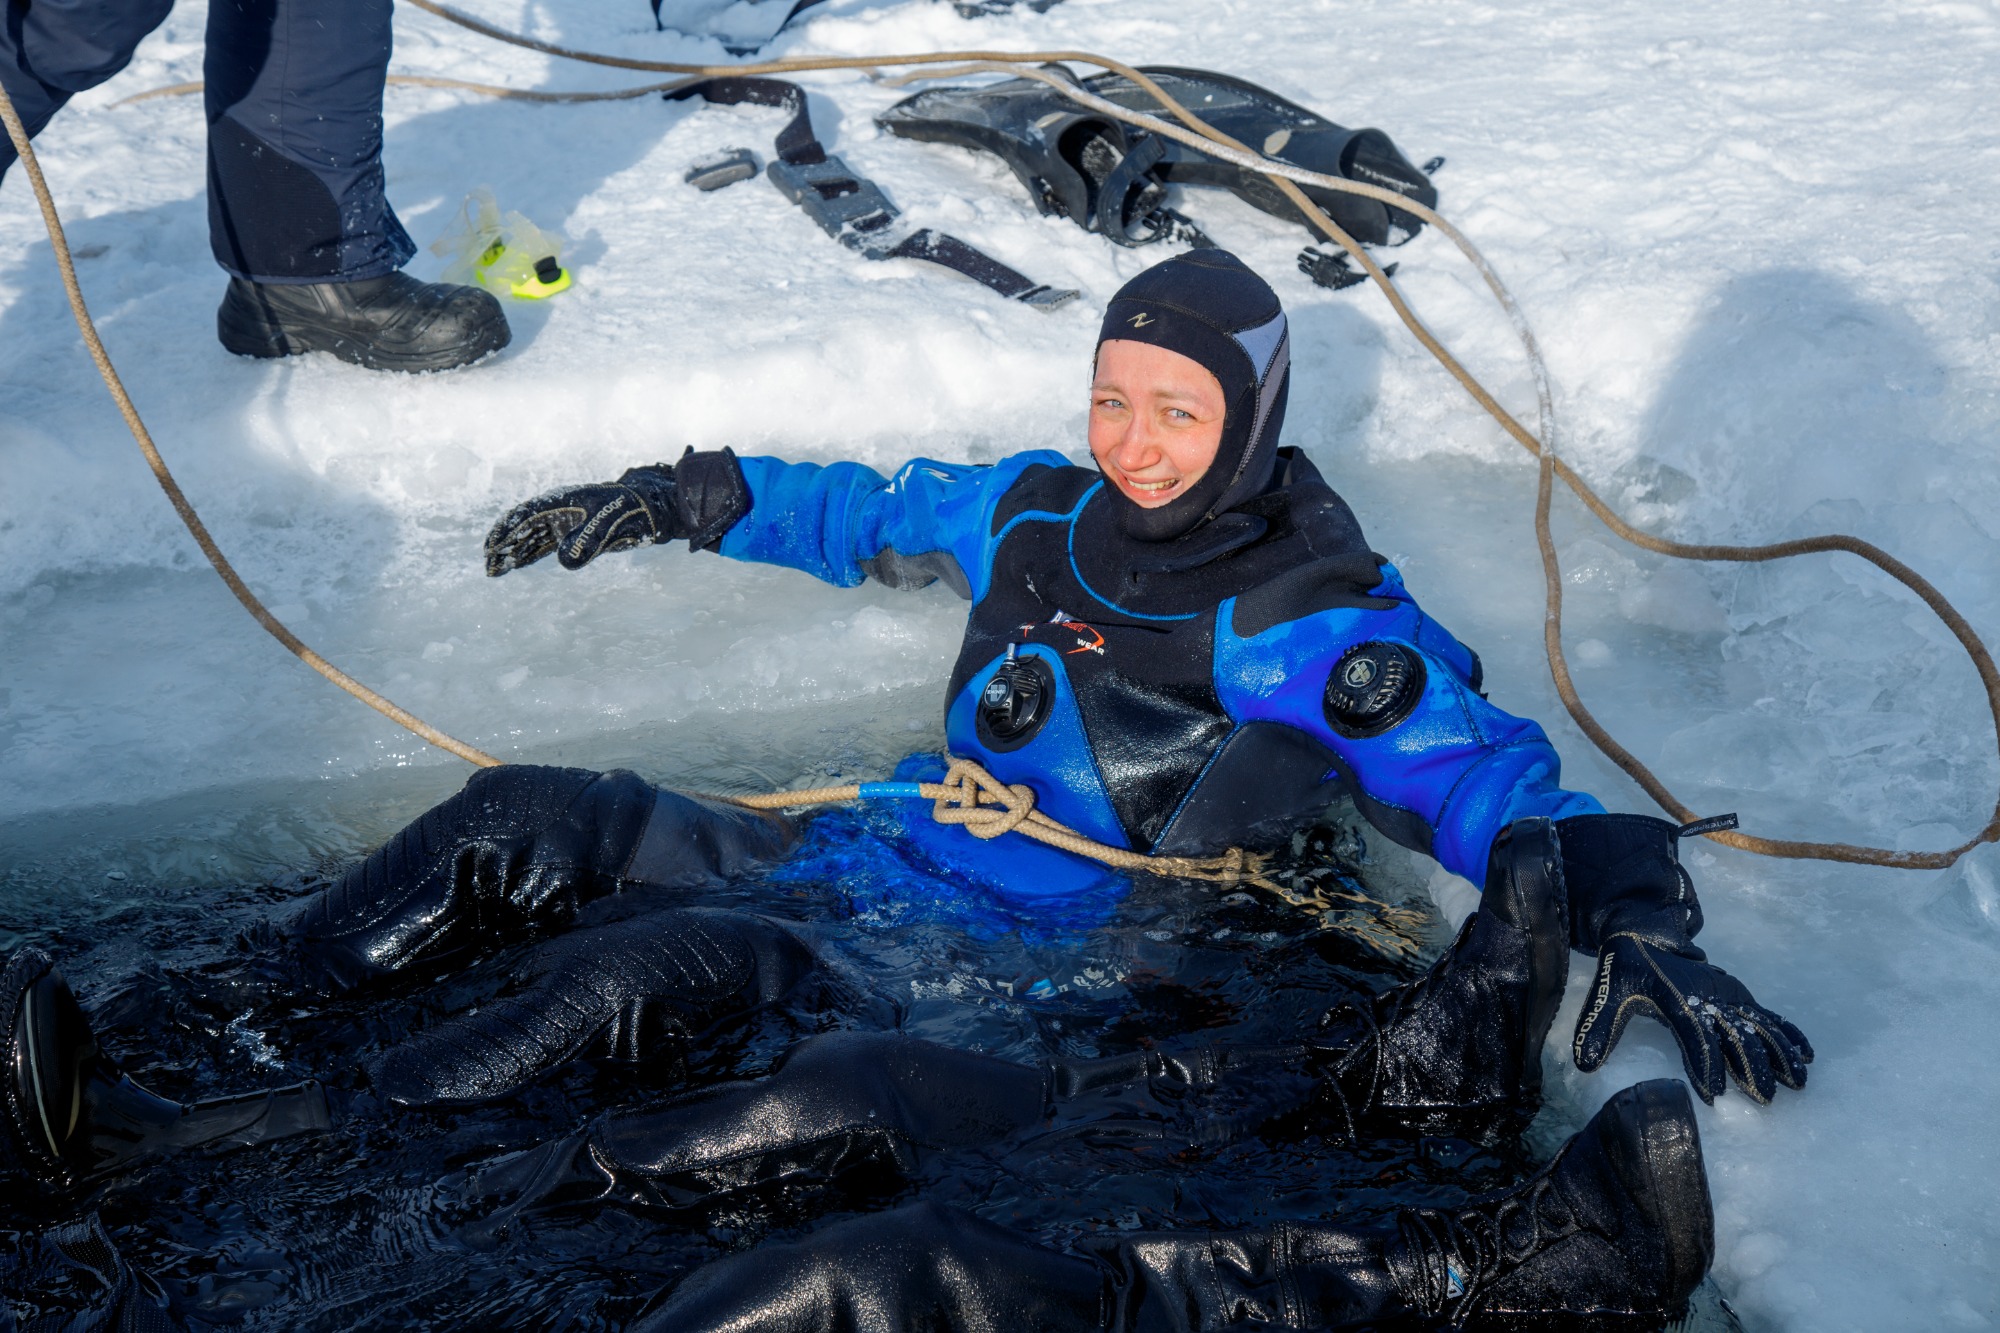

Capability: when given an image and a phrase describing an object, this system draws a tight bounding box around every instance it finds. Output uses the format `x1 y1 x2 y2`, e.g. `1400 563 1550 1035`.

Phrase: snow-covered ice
3 0 1998 1327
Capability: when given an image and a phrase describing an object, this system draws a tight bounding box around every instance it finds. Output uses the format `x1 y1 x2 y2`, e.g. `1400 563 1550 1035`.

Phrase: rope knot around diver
929 758 1038 840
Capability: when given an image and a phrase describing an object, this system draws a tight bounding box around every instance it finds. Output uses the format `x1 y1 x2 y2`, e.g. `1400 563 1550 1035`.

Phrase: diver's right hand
485 464 682 576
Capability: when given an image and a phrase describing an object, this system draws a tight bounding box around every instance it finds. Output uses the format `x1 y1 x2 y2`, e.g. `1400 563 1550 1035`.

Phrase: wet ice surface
1 0 1997 1328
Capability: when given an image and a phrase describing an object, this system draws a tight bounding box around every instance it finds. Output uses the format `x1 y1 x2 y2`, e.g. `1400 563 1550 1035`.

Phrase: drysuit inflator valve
977 645 1054 749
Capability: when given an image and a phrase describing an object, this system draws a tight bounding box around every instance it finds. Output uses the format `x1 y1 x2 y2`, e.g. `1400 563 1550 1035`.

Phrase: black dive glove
484 447 749 576
1555 813 1812 1104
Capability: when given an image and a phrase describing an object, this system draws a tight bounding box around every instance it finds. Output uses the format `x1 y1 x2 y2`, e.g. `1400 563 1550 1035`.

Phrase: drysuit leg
287 765 797 992
474 819 1571 1217
0 0 177 185
633 1080 1714 1332
202 0 414 282
370 908 816 1106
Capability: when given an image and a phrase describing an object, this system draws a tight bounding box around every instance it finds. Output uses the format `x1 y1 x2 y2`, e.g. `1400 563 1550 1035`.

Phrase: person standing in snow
3 250 1804 1328
0 0 509 372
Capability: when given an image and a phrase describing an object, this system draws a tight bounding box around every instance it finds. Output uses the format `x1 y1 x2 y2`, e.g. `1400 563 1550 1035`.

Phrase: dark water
0 775 1734 1332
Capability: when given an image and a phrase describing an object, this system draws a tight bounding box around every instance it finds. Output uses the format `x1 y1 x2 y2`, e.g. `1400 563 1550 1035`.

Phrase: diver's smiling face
1089 338 1226 509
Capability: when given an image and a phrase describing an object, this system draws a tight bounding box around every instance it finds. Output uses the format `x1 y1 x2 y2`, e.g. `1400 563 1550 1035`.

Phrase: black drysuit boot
1310 816 1570 1138
288 765 797 993
0 948 330 1200
632 1079 1713 1332
371 909 814 1106
215 271 510 372
1390 1077 1715 1326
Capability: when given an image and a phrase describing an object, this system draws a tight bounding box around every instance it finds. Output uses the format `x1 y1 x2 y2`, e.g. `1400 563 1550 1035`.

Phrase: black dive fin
877 65 1189 247
670 78 1079 310
878 64 1436 249
1089 67 1438 244
2 948 330 1197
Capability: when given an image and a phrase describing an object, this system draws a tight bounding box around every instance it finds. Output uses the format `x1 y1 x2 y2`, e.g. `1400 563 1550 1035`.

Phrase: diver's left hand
484 464 681 576
1572 933 1812 1104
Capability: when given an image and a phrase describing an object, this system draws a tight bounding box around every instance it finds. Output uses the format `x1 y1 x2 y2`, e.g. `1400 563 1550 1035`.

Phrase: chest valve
976 646 1056 751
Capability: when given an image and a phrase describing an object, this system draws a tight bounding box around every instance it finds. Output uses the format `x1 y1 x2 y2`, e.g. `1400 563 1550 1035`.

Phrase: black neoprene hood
1095 248 1292 541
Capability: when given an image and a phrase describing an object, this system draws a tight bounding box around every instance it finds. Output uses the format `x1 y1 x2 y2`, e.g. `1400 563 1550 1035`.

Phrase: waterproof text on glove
485 448 751 576
1573 933 1812 1105
486 464 681 575
1555 811 1813 1105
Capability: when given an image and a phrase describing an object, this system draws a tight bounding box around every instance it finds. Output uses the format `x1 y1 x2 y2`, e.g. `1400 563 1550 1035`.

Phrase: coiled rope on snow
5 1 1998 874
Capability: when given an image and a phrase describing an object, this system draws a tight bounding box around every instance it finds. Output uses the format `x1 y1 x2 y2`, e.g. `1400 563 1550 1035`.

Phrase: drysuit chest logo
1323 641 1425 739
1018 613 1107 657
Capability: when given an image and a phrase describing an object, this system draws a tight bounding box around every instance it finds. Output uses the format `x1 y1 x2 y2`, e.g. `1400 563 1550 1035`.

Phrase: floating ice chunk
1619 565 1727 635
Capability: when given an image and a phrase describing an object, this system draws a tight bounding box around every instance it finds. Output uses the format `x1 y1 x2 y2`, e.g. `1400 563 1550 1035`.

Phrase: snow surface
2 0 1998 1327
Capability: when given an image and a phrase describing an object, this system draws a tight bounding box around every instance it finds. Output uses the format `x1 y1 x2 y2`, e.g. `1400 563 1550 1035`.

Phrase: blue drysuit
713 446 1604 891
0 0 415 282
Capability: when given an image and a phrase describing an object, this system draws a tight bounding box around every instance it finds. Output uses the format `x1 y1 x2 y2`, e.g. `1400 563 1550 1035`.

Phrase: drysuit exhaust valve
977 645 1054 750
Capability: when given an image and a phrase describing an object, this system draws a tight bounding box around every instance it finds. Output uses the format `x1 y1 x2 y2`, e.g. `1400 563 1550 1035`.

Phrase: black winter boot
1393 1078 1714 1327
288 766 795 992
463 1029 1319 1228
1310 817 1569 1138
216 271 510 372
1 949 329 1200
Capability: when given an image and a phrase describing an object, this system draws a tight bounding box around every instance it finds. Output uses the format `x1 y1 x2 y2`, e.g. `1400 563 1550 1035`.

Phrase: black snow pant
0 0 415 282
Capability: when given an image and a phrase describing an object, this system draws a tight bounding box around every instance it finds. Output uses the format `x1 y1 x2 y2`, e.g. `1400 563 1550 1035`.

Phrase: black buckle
766 156 899 251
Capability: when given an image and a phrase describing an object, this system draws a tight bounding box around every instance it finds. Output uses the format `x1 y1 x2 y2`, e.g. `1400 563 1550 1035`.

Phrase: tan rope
909 63 2000 868
727 757 1429 955
383 4 2000 864
0 82 503 769
21 3 2000 868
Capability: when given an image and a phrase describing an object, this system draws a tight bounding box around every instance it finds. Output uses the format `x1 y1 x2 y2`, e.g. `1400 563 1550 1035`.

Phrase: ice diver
2 250 1809 1328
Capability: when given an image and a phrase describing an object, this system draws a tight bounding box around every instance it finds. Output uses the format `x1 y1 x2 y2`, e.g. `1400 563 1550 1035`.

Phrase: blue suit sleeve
1216 570 1604 885
1407 691 1606 884
1335 659 1606 884
715 451 1069 594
